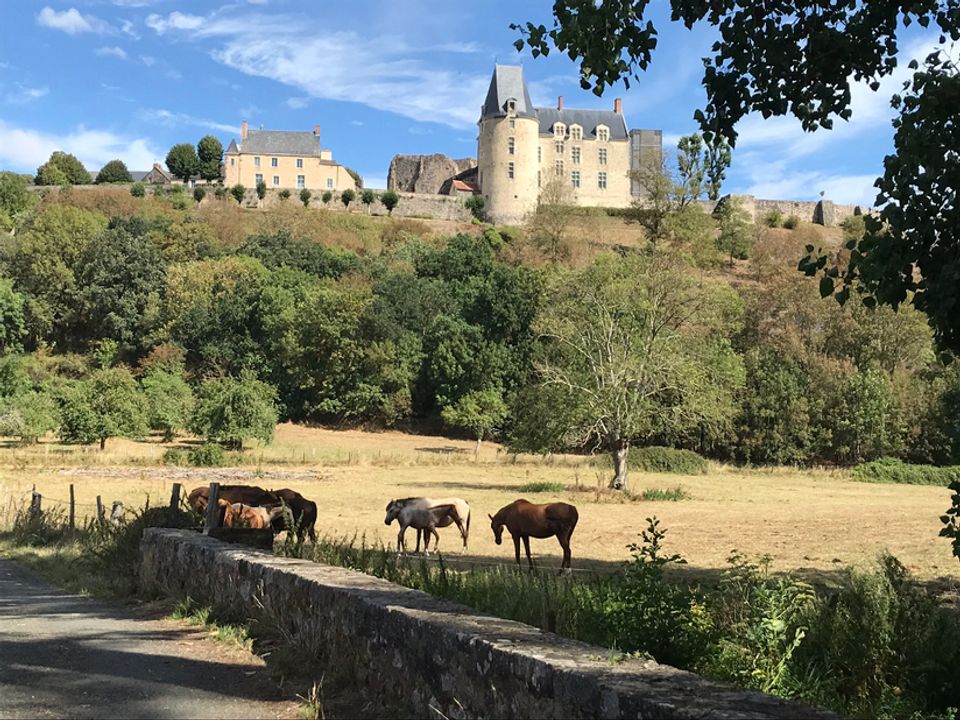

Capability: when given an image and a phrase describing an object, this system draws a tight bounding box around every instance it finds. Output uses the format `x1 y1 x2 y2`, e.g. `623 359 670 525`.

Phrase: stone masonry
140 529 837 720
387 154 476 194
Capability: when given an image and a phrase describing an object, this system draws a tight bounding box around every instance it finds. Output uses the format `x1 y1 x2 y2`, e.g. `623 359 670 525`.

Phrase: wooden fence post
30 489 41 518
203 482 220 534
69 484 75 530
96 495 104 524
169 483 181 511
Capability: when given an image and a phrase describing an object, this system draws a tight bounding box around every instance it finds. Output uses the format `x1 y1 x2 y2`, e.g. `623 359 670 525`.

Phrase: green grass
170 596 254 652
518 481 567 493
640 486 691 501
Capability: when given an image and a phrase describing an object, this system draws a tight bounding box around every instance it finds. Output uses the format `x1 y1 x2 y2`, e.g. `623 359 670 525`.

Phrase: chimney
241 120 248 140
614 98 622 114
313 124 321 137
557 96 564 111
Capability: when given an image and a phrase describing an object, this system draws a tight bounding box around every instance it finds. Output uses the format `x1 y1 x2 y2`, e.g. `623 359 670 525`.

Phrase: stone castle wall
387 154 476 194
140 528 835 720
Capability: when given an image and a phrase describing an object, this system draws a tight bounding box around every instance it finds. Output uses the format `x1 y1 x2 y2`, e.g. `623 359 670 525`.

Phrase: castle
389 64 662 225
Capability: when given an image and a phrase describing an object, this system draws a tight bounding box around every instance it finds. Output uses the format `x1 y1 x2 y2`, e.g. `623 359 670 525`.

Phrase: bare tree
528 175 578 262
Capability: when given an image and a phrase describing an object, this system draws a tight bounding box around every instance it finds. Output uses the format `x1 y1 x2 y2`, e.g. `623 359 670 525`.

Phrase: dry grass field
1 422 955 583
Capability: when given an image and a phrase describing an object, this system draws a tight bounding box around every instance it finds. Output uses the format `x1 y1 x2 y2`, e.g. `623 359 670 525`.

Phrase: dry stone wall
140 529 836 720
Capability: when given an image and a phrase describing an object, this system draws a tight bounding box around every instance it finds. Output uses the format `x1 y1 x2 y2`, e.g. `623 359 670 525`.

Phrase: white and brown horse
384 497 471 554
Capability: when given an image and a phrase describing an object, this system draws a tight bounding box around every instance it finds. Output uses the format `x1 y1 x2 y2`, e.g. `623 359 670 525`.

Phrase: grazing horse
219 499 283 529
489 499 579 572
269 488 318 542
187 485 279 514
384 497 471 555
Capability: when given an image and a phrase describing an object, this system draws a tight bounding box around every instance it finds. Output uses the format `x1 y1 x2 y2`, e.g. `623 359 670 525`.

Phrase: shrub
230 184 246 205
278 188 291 202
941 480 960 563
380 189 399 214
483 226 505 250
340 189 356 208
518 481 566 493
299 188 311 207
640 486 691 501
851 457 960 486
360 188 377 210
255 180 267 203
214 186 227 200
783 215 800 230
464 194 485 221
764 209 784 227
321 191 332 205
632 446 708 474
193 186 206 204
130 182 145 198
162 447 188 466
188 443 226 467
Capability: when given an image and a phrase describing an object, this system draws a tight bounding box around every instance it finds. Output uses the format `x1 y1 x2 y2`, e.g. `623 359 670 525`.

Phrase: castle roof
481 65 535 119
535 107 629 140
225 129 322 157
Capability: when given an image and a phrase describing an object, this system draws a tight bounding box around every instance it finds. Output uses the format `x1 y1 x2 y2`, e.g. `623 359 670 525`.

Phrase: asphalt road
0 558 297 719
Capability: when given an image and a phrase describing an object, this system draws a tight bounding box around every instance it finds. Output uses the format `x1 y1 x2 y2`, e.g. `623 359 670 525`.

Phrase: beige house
223 121 357 193
477 65 661 224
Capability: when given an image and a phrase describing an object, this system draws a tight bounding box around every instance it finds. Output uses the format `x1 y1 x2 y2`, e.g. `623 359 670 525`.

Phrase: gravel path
0 559 298 719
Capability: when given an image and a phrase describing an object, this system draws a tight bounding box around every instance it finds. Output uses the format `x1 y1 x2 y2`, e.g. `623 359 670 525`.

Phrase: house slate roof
225 130 322 156
481 65 536 119
534 107 629 140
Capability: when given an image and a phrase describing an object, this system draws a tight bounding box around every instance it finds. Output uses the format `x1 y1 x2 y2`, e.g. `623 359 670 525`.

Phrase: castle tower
477 65 539 225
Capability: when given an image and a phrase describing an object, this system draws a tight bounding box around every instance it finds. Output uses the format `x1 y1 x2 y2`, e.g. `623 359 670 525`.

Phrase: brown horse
489 499 579 572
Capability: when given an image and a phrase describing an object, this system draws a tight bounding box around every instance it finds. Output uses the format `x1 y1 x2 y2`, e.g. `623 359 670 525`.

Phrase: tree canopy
197 136 223 182
36 151 90 186
166 144 199 184
95 160 133 184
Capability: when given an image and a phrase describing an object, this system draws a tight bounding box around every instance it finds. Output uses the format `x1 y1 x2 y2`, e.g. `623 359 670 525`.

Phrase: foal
384 497 471 554
489 499 579 572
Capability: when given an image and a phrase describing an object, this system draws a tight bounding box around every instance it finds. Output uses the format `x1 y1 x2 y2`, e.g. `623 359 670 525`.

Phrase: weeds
297 679 326 720
518 481 566 493
640 486 690 501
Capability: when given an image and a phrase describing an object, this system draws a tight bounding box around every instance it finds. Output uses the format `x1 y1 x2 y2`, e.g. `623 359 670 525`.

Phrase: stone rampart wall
140 529 834 720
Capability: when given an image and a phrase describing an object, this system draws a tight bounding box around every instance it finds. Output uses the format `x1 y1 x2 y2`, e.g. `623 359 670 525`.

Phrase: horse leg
422 527 430 555
415 527 422 554
523 535 534 570
558 532 572 574
430 527 441 554
512 534 521 567
397 525 407 555
452 516 467 553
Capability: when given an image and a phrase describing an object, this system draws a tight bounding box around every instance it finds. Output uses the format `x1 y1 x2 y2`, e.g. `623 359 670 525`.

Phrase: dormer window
505 98 517 115
596 125 610 142
570 125 582 141
554 122 566 138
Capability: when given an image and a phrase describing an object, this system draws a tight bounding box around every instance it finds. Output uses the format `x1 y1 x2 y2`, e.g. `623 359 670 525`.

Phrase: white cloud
285 97 308 109
736 161 880 206
145 12 204 34
121 20 140 40
0 119 159 172
36 7 110 35
6 85 49 105
95 46 128 60
145 109 237 134
144 11 489 127
140 55 156 67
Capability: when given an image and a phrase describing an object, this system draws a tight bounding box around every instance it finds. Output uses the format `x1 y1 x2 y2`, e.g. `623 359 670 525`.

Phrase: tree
165 143 199 184
360 188 377 213
380 189 399 215
0 172 35 230
193 186 206 206
676 134 705 205
340 189 356 208
130 182 146 198
231 184 246 205
255 179 267 207
515 2 960 351
441 388 508 459
35 151 90 186
0 391 58 444
0 279 26 354
715 197 753 266
142 366 193 442
196 135 223 182
321 191 332 205
512 251 744 490
299 189 311 207
464 194 485 221
278 188 291 202
57 368 148 449
528 175 577 262
95 159 133 184
189 371 278 449
628 154 678 243
705 136 732 201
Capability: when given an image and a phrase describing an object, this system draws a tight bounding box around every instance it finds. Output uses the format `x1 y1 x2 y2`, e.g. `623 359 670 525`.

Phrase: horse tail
465 507 471 550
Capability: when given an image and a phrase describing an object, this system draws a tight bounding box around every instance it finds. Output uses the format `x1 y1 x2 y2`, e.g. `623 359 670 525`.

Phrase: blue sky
0 1 943 205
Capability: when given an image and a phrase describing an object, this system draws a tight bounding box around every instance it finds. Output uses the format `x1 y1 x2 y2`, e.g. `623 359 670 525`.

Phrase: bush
278 188 291 202
851 457 960 486
380 189 399 214
214 186 227 200
188 443 226 467
482 226 505 251
464 194 485 221
193 186 206 204
340 189 356 208
764 209 784 227
632 446 708 474
230 184 246 205
518 481 566 493
299 188 311 207
321 191 332 205
161 447 188 466
130 182 145 198
640 487 691 501
783 215 800 230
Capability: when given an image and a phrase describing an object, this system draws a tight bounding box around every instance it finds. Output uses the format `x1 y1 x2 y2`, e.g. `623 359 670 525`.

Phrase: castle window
598 171 607 190
296 158 303 169
508 162 515 179
554 123 566 137
297 175 305 189
599 147 608 165
273 175 280 187
509 118 515 128
255 173 263 185
555 160 564 175
538 146 541 163
506 99 516 114
538 171 541 187
326 178 333 188
571 171 581 188
271 157 278 168
597 126 609 142
570 125 582 141
508 137 515 155
572 147 581 165
555 141 565 154
230 158 235 166
254 157 261 168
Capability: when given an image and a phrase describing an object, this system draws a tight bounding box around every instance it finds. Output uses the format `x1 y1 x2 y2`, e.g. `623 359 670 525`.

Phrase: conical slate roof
480 64 535 120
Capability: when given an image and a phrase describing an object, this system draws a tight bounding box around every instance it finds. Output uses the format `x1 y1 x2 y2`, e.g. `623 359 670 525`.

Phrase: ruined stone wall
695 195 867 227
388 154 477 194
140 529 834 720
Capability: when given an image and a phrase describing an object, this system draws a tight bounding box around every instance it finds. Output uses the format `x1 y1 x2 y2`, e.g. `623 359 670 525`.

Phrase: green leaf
819 276 834 298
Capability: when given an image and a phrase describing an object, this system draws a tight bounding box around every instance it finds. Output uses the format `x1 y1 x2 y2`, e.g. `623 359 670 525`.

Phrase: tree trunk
99 436 106 451
609 442 629 491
